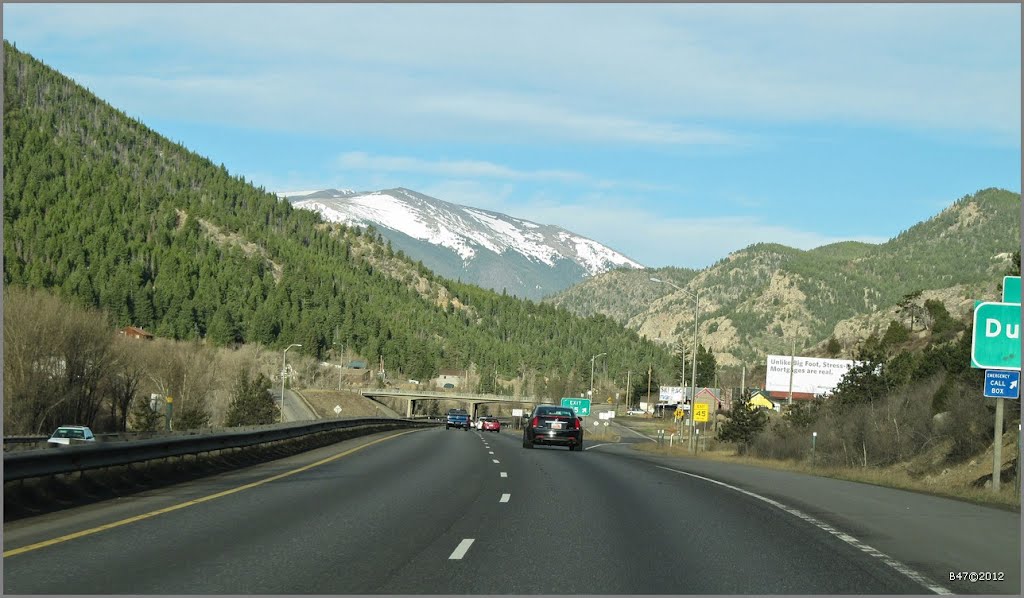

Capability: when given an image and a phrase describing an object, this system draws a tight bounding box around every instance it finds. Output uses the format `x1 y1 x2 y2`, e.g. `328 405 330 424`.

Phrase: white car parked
47 425 96 446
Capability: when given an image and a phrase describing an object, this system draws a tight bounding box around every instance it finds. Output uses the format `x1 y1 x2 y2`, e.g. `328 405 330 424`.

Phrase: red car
480 416 501 432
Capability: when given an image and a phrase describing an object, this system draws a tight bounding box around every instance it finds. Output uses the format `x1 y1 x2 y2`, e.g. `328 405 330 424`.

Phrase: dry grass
584 424 621 443
296 389 396 419
631 440 1021 509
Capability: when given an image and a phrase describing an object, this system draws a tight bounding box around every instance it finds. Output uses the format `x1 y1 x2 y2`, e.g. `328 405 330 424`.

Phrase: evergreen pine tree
717 399 768 454
224 372 275 426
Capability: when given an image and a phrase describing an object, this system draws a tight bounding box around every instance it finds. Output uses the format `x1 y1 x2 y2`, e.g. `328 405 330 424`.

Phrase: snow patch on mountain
293 187 645 280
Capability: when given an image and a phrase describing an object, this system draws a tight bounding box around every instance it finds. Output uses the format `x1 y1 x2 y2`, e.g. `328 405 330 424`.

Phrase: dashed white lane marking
488 451 494 455
499 493 511 503
655 466 952 595
492 459 500 464
449 539 474 560
500 472 508 478
584 443 610 450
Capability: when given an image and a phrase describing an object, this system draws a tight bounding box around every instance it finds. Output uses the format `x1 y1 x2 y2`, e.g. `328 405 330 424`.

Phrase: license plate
551 422 562 429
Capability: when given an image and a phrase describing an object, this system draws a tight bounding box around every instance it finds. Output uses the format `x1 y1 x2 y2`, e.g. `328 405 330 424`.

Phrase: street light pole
590 352 607 400
650 277 700 450
281 343 302 424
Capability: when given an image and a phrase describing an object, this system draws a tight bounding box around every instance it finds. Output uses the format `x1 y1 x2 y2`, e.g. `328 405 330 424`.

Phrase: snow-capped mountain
278 187 645 299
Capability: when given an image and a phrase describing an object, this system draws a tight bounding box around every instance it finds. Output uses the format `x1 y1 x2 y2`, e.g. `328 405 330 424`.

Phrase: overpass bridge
358 388 557 419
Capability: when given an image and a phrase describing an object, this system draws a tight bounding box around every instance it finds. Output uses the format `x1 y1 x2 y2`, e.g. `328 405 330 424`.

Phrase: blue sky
4 3 1020 268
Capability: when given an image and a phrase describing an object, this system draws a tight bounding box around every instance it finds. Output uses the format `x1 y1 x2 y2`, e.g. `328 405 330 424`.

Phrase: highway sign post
560 397 592 417
972 297 1020 493
984 370 1020 399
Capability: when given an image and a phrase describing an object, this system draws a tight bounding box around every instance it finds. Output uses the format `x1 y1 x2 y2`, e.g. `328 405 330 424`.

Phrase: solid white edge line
654 466 953 595
584 443 610 450
448 538 474 560
499 493 511 503
614 422 657 442
500 472 508 477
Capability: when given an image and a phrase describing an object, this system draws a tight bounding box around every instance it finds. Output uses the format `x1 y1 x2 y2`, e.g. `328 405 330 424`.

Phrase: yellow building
747 391 775 411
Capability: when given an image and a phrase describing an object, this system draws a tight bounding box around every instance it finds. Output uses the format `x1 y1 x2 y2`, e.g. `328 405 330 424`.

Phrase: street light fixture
650 277 699 450
590 352 607 399
281 343 302 423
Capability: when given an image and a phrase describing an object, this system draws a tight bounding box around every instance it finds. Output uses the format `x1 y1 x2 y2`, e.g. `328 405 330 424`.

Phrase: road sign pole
1017 423 1021 498
992 397 1004 492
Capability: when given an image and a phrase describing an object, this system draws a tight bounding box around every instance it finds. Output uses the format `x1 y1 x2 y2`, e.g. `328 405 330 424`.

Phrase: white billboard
765 355 859 396
658 386 685 404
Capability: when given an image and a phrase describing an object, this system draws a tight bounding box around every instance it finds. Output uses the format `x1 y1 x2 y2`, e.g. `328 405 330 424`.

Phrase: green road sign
1003 276 1021 303
972 302 1021 370
560 397 592 416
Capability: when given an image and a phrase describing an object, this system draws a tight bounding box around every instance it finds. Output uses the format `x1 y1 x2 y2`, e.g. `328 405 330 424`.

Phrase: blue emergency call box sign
984 369 1020 399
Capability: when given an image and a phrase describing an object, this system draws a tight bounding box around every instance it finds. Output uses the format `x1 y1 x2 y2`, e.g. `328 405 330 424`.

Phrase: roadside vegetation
3 286 288 435
701 260 1022 506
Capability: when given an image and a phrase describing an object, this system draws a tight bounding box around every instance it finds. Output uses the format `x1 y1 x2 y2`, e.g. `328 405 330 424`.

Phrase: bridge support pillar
407 400 414 418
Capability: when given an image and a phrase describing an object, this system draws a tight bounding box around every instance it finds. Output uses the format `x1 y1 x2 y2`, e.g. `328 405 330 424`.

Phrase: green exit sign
972 302 1021 370
1004 276 1021 303
560 397 592 416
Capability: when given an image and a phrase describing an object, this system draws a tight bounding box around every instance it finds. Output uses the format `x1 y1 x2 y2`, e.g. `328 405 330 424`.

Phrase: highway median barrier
3 418 438 520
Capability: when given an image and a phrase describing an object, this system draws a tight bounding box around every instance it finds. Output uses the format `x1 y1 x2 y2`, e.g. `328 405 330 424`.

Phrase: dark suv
522 405 583 451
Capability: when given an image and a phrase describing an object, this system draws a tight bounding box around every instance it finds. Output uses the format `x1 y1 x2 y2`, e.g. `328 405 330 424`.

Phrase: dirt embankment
295 389 399 418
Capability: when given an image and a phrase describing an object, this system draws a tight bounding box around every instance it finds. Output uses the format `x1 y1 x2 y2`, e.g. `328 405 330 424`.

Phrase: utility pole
646 364 653 416
626 369 631 409
788 338 795 406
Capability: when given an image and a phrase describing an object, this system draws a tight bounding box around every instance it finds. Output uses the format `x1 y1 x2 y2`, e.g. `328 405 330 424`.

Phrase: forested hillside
550 188 1020 365
2 41 672 389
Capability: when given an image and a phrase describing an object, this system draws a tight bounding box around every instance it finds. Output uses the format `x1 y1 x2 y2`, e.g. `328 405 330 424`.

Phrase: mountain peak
292 188 645 299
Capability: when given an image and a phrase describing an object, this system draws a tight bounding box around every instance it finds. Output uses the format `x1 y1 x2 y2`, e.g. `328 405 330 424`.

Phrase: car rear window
538 408 574 418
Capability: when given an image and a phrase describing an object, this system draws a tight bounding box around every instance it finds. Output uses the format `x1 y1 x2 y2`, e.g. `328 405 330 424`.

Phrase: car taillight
531 417 540 428
573 418 581 429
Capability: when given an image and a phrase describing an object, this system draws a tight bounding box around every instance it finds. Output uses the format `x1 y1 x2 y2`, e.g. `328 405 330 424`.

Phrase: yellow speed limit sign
693 403 709 422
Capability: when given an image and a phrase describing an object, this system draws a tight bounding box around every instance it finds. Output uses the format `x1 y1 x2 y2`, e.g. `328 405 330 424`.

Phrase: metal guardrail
359 388 545 402
3 418 436 482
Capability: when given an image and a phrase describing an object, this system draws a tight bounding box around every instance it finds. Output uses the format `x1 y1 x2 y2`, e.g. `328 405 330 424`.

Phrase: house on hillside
119 326 153 340
693 387 723 412
435 369 464 390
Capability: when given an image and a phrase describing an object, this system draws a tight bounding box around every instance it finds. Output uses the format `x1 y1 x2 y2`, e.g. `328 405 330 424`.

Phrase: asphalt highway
3 426 1019 594
278 388 318 422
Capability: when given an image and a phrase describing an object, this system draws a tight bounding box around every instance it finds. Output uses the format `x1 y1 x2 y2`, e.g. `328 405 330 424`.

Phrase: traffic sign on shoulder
971 302 1021 370
1003 276 1021 304
984 369 1020 399
560 397 592 416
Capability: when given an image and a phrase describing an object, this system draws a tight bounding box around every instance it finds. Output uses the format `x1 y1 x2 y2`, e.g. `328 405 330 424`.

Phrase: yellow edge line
4 428 424 558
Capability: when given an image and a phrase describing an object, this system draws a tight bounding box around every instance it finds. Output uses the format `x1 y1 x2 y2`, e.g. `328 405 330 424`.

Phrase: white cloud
336 152 587 183
514 197 888 269
9 4 1017 144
